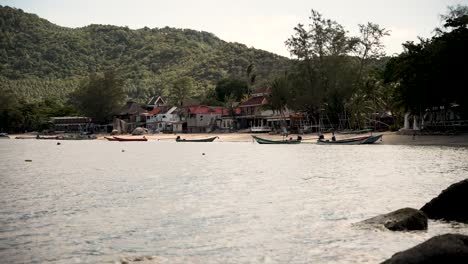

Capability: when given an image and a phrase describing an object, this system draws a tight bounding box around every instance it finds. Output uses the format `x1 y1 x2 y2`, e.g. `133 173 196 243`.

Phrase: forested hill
0 6 290 102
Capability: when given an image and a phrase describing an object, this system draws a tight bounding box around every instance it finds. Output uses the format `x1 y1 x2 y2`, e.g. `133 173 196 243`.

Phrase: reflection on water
0 140 467 263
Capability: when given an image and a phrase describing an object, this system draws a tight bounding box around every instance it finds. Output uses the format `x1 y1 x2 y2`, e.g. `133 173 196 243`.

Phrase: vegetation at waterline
0 5 467 133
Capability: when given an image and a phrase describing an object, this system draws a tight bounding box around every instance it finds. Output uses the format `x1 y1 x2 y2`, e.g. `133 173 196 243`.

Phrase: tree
170 76 194 106
384 7 468 119
215 78 248 102
353 22 390 84
70 70 126 123
246 63 257 96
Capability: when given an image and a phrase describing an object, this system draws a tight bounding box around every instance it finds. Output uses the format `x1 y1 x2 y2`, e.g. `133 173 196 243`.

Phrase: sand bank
98 132 468 146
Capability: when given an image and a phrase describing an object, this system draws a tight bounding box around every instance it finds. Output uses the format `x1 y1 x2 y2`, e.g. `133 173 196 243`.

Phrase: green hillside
0 5 290 102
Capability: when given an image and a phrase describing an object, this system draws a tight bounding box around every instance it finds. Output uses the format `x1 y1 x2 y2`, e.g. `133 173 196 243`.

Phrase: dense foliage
384 12 468 118
0 5 290 103
270 9 390 129
69 70 126 123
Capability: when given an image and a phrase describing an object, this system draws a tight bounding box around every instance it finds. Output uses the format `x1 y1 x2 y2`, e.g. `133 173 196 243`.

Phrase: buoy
25 159 32 162
202 153 205 155
122 149 125 152
57 142 61 145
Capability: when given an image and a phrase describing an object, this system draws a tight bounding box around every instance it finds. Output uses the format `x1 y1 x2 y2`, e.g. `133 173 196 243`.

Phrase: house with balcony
185 106 229 133
146 106 185 133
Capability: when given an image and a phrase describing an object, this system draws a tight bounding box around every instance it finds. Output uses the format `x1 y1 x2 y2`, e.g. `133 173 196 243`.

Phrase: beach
9 132 468 146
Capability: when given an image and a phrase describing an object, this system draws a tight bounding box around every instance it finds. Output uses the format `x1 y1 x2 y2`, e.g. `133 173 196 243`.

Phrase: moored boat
252 135 302 144
175 136 218 142
113 136 148 142
105 136 119 141
317 134 382 145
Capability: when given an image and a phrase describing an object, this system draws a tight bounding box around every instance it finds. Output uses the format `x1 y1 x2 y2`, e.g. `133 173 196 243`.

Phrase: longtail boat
105 136 119 141
176 136 218 142
252 135 302 144
317 134 382 145
112 136 148 142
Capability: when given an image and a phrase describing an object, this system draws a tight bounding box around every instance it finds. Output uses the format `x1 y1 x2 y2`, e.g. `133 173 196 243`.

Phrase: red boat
110 136 148 142
105 137 119 141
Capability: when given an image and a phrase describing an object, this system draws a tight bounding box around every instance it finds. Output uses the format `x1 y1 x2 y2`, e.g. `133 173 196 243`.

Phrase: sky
1 0 467 57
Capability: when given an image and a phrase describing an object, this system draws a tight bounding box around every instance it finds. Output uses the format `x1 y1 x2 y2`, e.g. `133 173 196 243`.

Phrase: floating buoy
57 142 61 145
25 159 32 162
202 153 205 155
121 149 125 152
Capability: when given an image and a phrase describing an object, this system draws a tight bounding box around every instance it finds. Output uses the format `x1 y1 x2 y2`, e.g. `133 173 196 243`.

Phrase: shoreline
8 132 468 146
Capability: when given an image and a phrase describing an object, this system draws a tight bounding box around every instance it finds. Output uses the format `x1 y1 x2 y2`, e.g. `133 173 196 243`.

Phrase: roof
239 96 267 107
147 96 166 106
118 101 148 115
253 86 270 95
187 106 229 115
148 106 173 116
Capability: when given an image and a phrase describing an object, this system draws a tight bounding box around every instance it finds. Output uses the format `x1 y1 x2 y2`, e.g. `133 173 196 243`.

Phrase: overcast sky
2 0 467 57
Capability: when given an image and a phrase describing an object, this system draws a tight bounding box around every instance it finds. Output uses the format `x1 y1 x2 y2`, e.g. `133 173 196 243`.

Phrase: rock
420 179 468 223
111 129 119 135
132 127 147 135
361 208 428 231
381 234 468 264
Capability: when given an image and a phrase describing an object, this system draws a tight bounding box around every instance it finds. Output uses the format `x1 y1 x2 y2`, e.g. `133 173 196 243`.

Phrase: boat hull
176 137 218 142
317 135 382 145
252 135 301 144
112 136 148 142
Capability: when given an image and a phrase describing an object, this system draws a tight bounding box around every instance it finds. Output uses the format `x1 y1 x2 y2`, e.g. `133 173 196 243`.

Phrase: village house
146 96 166 110
236 87 298 133
113 100 148 133
185 106 228 133
50 116 92 133
146 106 185 133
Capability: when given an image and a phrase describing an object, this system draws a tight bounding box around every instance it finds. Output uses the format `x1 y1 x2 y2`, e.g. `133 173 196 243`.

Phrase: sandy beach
9 132 468 146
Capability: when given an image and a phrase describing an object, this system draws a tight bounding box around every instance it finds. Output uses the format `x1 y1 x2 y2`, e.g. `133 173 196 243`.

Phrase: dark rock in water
420 179 468 223
381 234 468 264
362 208 428 231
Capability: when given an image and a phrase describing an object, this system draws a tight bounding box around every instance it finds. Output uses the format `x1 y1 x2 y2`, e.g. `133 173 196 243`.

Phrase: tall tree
353 22 390 84
215 78 248 102
70 70 126 123
170 76 194 106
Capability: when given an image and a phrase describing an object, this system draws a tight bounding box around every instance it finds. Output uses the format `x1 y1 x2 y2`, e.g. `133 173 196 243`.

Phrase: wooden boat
105 136 119 141
113 136 148 142
252 135 301 144
317 134 382 145
361 134 383 144
176 136 218 142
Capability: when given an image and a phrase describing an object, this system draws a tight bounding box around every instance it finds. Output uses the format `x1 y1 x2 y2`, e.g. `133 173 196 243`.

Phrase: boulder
131 127 147 135
382 234 468 264
361 208 428 231
420 179 468 223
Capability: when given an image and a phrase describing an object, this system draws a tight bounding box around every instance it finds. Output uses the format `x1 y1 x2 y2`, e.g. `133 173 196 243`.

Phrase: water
0 140 467 263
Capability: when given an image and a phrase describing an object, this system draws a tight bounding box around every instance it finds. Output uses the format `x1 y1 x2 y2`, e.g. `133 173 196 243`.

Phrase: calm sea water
0 140 467 263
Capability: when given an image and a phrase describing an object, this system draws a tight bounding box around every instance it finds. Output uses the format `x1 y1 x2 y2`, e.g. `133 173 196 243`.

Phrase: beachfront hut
185 106 228 133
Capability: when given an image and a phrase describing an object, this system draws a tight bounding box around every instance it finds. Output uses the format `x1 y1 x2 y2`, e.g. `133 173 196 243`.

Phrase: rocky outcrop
382 234 468 264
420 179 468 223
361 208 428 231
